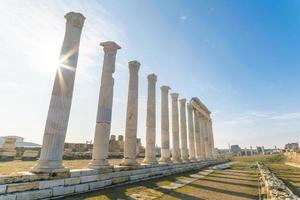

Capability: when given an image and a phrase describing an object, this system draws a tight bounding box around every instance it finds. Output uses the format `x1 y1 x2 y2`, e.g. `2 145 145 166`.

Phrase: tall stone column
179 99 189 162
208 119 215 158
193 111 203 161
187 103 196 161
203 119 211 159
121 61 140 166
171 93 181 163
88 41 121 169
199 117 207 159
143 74 158 165
159 86 171 163
31 12 85 173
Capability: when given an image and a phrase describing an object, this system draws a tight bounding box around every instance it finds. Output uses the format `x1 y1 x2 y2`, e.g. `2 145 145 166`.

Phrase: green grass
229 154 285 164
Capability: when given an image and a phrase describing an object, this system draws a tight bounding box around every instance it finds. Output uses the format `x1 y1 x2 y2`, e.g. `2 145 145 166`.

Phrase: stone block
6 182 39 193
89 180 112 190
39 179 64 189
70 169 82 178
64 177 80 186
80 175 99 183
111 176 130 184
0 194 16 200
75 183 89 193
52 185 75 196
0 185 6 194
15 189 52 200
80 169 99 176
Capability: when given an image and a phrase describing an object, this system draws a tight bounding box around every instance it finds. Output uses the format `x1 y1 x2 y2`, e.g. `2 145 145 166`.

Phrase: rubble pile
257 162 299 200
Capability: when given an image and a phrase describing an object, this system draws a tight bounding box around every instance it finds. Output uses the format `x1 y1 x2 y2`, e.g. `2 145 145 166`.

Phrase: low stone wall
257 162 298 200
0 160 224 200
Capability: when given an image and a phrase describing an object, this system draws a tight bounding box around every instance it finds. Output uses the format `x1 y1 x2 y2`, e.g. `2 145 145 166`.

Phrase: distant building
230 145 242 156
285 143 299 151
0 136 40 147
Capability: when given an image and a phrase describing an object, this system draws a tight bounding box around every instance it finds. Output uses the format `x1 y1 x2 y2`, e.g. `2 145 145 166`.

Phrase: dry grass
0 159 143 176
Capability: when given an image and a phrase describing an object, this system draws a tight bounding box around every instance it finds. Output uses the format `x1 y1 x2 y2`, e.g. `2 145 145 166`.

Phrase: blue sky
0 0 300 149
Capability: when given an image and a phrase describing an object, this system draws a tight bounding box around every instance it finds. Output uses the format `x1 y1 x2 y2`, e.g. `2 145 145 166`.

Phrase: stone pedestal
32 12 85 173
171 93 181 163
89 41 121 169
143 74 158 165
159 86 172 163
179 99 189 162
193 111 203 161
187 103 196 161
121 61 140 166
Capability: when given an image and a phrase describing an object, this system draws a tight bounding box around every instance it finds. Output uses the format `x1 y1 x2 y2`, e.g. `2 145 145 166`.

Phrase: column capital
147 73 157 82
179 98 186 104
65 12 85 28
100 41 121 54
161 85 171 92
170 93 179 100
128 60 140 74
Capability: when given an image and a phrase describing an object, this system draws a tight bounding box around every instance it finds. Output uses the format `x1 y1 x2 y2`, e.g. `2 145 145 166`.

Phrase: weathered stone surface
111 176 130 184
6 182 39 193
75 183 89 193
0 194 16 200
0 185 6 194
64 177 80 186
39 179 64 189
89 41 121 169
15 189 52 200
80 175 99 183
80 169 99 176
52 185 75 196
89 180 112 190
31 12 85 173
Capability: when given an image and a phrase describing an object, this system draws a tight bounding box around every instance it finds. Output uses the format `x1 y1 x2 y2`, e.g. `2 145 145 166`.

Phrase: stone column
179 99 189 162
88 41 121 169
193 111 202 161
208 119 215 158
159 86 172 163
171 93 181 163
203 119 211 159
121 61 140 166
187 103 196 161
199 117 208 159
31 12 85 173
143 74 158 165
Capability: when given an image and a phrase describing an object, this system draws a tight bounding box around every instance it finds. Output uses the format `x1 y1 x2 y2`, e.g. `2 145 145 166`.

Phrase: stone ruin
0 137 16 161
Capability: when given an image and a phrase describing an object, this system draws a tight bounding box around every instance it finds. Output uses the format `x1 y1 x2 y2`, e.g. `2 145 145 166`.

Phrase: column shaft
143 74 158 164
171 93 181 163
159 86 171 163
203 119 211 159
121 61 140 166
193 111 202 161
89 41 121 169
179 99 189 162
187 103 196 161
199 117 207 159
32 12 85 173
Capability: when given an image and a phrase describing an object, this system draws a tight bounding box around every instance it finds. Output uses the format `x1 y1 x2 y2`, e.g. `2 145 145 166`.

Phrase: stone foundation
257 162 298 199
0 160 223 200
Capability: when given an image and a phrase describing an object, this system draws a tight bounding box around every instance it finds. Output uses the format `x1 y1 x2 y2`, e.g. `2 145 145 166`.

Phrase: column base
120 158 139 166
172 157 182 163
189 158 198 162
88 159 111 169
182 158 190 163
159 157 172 164
142 158 158 165
31 160 69 174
